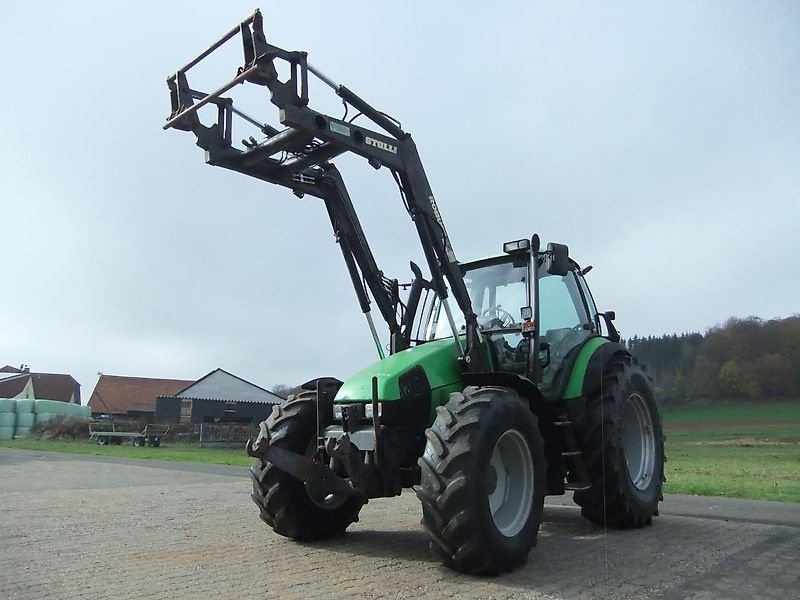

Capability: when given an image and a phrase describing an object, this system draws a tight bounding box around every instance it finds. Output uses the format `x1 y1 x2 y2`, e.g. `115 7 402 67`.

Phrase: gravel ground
0 448 798 600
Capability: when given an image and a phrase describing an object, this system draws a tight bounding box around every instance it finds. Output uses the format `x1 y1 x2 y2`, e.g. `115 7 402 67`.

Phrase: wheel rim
487 429 534 537
622 392 656 491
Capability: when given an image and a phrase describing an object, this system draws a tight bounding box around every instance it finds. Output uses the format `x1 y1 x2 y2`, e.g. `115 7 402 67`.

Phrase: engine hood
334 338 463 403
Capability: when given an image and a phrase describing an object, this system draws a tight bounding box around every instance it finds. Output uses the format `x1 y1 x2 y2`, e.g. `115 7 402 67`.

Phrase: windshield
428 259 529 340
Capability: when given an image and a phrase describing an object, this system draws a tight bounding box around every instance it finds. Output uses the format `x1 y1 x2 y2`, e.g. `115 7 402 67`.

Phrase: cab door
536 269 595 394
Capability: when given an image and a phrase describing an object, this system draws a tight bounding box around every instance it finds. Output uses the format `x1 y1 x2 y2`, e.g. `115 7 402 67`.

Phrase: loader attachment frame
164 9 488 371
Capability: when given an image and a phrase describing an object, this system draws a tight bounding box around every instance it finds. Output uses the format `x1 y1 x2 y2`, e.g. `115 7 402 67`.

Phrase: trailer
88 422 170 447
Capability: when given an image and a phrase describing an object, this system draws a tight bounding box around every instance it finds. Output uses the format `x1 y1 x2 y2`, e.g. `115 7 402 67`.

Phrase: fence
198 422 259 448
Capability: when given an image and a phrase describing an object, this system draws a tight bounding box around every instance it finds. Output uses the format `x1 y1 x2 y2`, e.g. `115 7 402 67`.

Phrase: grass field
662 401 800 502
1 401 798 502
662 401 800 424
0 439 251 466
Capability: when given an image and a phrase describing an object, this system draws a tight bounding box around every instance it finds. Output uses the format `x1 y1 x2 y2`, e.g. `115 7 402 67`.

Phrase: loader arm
163 9 488 371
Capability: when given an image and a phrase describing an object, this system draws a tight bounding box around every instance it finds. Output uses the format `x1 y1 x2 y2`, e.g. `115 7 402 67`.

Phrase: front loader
163 9 665 575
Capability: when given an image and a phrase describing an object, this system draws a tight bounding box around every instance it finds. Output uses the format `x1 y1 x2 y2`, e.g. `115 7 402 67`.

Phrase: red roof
0 374 30 398
31 373 81 404
88 375 194 415
0 366 80 402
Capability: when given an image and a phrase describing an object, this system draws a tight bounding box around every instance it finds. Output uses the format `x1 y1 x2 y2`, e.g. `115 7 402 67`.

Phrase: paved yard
0 448 798 600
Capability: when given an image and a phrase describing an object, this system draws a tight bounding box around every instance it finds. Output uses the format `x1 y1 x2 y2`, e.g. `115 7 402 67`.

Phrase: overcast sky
2 2 798 399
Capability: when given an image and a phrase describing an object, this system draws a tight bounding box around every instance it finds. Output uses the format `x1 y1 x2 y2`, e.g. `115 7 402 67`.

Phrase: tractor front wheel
416 386 545 575
572 355 665 527
250 393 364 541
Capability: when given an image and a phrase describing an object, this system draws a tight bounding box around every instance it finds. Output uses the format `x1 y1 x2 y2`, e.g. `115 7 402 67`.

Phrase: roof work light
503 239 531 254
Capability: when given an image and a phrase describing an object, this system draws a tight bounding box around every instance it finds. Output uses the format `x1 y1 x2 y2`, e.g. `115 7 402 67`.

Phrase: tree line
272 315 799 405
626 315 800 404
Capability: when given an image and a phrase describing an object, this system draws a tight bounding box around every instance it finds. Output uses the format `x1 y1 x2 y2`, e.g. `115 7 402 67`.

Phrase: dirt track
1 448 798 599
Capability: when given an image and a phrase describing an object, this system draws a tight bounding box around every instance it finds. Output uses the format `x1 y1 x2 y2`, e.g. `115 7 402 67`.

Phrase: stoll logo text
365 136 398 154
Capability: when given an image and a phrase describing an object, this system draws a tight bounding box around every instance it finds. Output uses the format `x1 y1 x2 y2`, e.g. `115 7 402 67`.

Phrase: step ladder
554 415 592 492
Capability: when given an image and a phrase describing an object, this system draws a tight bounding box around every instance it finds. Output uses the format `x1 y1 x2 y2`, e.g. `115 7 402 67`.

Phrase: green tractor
164 10 665 575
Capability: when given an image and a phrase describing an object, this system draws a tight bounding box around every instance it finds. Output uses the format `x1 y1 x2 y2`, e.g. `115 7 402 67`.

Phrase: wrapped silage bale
0 398 17 412
35 412 55 426
80 405 92 419
0 412 16 428
35 399 72 415
34 399 58 414
14 427 32 438
15 398 34 414
15 413 35 429
0 427 13 441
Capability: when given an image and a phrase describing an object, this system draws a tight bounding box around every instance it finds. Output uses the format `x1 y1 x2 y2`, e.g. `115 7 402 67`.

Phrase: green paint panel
335 338 464 404
562 337 609 400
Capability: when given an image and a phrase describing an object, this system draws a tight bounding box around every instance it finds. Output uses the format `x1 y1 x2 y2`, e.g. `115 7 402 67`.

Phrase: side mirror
546 242 570 276
601 311 620 343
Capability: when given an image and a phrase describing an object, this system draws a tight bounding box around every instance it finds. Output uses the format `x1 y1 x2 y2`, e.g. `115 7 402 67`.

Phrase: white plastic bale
0 398 17 412
0 426 14 441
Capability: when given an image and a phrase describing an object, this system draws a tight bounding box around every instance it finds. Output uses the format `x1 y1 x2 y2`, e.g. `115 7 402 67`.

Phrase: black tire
133 437 143 447
572 355 665 527
416 386 545 575
250 392 364 541
97 436 107 446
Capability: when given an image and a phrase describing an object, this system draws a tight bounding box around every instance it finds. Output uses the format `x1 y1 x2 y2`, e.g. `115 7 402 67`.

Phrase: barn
154 368 284 425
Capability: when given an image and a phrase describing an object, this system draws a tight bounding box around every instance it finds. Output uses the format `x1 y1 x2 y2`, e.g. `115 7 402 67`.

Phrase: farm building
0 365 81 404
87 374 193 419
155 368 283 424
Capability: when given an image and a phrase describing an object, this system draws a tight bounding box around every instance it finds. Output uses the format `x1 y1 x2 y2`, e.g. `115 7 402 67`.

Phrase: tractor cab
426 237 612 397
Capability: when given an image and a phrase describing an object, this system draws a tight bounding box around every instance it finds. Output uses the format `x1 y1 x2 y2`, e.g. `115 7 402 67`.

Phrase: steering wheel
481 306 515 328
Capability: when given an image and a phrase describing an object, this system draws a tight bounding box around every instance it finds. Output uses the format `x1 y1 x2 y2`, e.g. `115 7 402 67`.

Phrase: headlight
333 403 382 421
364 403 382 419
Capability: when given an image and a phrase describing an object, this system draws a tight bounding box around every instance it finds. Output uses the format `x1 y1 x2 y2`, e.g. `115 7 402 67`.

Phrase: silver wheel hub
487 429 534 537
622 392 656 491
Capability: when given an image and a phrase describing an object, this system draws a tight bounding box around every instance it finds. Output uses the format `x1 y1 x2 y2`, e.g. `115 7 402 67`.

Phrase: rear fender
562 339 629 401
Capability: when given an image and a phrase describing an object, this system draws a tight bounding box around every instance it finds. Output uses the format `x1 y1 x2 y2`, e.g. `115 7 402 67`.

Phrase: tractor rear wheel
250 393 364 541
572 355 665 527
416 386 545 575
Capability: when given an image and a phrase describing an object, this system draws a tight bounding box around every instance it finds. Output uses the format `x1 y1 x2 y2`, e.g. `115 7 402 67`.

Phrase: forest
626 315 800 404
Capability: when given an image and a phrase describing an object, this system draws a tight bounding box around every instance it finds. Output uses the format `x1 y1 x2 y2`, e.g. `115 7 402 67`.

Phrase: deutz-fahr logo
365 136 397 154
